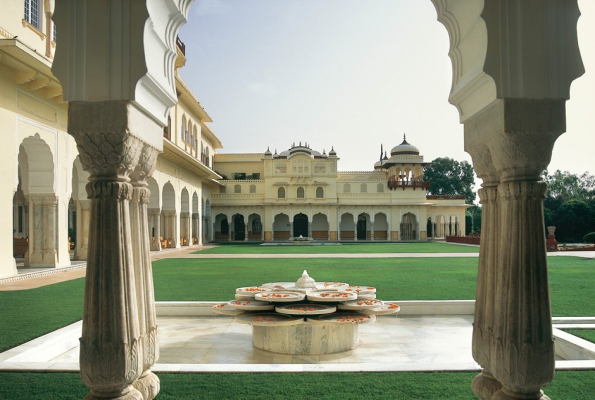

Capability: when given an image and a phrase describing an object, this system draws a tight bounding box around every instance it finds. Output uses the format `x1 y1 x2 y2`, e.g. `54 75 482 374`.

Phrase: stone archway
356 214 367 240
400 212 417 240
293 213 308 238
233 214 245 241
162 182 177 248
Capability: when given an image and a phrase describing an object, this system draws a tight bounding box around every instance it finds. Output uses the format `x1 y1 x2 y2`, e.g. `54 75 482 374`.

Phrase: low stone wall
446 236 480 245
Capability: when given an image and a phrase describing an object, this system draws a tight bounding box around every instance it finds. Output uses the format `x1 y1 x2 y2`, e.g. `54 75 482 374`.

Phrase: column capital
465 99 565 182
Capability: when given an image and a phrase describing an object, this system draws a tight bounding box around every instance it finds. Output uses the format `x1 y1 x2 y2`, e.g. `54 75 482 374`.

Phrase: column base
85 385 143 400
493 388 549 400
472 369 502 400
133 370 160 400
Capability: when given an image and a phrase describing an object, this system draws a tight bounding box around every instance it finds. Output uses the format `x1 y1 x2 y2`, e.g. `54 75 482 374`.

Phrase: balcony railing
176 36 185 56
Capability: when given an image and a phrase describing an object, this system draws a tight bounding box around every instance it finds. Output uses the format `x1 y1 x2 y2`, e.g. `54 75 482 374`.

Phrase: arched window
297 187 305 198
187 120 192 144
377 183 384 193
278 187 285 199
250 185 256 193
181 116 186 142
234 184 241 194
361 184 367 193
316 187 324 198
344 183 351 193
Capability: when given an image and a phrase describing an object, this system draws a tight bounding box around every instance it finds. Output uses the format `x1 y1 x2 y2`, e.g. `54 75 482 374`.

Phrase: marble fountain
211 270 400 355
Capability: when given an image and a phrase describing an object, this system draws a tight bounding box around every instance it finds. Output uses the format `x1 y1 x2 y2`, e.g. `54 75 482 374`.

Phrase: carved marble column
70 101 144 400
192 213 199 245
466 100 564 400
130 144 160 400
76 200 91 260
244 219 249 241
149 209 162 251
180 212 190 246
27 194 58 268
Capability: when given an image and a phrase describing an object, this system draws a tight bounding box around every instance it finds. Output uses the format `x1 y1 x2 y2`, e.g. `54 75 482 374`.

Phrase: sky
178 0 594 181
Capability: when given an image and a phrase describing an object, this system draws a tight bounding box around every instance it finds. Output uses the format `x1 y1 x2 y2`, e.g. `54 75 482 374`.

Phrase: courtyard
0 243 594 399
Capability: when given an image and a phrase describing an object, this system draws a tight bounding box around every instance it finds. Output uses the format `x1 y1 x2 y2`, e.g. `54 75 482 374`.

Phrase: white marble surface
0 314 592 373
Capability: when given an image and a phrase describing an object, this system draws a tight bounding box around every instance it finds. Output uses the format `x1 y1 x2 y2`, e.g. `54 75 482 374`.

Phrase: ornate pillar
192 213 199 245
180 212 189 246
130 145 160 399
370 219 375 241
76 199 91 260
432 1 584 398
27 194 58 268
149 209 162 251
244 217 249 241
69 101 144 400
52 0 192 397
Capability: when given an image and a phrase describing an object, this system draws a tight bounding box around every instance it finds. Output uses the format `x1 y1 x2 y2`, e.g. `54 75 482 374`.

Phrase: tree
552 200 595 242
467 205 482 234
543 170 595 213
423 157 476 204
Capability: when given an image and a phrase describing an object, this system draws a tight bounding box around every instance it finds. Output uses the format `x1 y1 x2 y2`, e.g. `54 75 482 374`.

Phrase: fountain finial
296 270 316 288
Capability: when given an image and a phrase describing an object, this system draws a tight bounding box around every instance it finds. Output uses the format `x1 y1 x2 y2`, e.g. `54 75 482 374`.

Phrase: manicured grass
194 242 479 254
0 279 84 352
153 256 595 316
564 329 595 343
153 257 480 301
1 371 594 399
0 256 592 353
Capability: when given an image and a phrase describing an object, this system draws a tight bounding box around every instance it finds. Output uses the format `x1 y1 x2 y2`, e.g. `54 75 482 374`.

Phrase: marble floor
0 315 482 373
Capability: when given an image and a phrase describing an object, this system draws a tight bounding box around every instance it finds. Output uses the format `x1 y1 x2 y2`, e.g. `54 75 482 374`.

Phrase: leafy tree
467 205 482 234
423 157 476 204
552 200 595 242
543 170 595 213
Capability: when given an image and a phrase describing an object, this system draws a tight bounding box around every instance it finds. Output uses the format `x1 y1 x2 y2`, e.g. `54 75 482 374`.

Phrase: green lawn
1 371 594 400
194 242 479 254
563 329 595 343
1 256 593 353
152 256 595 317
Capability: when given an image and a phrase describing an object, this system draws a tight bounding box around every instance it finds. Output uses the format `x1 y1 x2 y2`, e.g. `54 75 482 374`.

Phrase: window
250 185 256 194
278 187 285 199
344 184 351 193
234 185 241 194
24 0 40 29
297 187 305 198
219 186 226 194
53 22 56 42
187 121 192 144
361 184 367 193
377 183 384 193
181 116 186 142
316 187 324 198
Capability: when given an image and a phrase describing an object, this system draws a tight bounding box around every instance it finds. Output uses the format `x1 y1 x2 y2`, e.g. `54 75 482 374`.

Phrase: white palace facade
211 138 467 243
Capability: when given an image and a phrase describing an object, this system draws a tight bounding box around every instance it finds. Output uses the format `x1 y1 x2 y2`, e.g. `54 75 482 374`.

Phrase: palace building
211 138 467 243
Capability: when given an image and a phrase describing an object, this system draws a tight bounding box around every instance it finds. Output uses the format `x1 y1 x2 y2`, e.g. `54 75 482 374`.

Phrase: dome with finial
264 146 272 158
329 146 337 157
390 134 420 156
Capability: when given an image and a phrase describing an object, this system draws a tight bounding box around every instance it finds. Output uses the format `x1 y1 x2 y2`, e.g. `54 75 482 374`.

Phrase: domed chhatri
391 134 420 156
